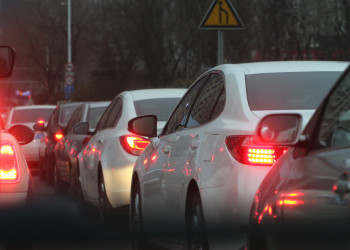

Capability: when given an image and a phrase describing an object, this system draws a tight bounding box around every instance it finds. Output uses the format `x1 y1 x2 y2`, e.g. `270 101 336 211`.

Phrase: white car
128 61 349 249
5 105 56 172
0 118 34 207
77 89 186 219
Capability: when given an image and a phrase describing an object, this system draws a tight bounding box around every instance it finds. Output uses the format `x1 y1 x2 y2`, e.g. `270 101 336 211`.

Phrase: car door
142 76 208 228
164 72 226 225
82 99 116 201
279 68 350 248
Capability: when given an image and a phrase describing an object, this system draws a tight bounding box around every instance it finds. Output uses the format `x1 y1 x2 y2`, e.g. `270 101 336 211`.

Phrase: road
0 174 132 250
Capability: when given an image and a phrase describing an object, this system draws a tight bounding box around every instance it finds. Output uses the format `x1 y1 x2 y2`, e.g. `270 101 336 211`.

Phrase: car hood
252 110 315 129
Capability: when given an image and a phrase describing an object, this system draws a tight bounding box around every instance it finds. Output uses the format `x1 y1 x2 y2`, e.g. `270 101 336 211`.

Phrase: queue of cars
4 60 350 249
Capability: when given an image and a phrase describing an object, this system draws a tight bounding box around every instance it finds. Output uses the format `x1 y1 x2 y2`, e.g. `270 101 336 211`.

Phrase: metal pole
68 0 72 63
217 30 224 65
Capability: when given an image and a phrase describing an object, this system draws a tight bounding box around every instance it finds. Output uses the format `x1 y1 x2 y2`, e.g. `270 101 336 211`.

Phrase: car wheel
39 161 46 181
98 174 114 222
45 158 54 186
130 180 146 249
186 191 209 250
68 164 78 200
78 184 98 220
54 163 68 195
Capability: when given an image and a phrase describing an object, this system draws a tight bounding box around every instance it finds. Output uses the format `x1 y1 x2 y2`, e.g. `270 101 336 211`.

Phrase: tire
98 173 114 223
78 184 98 220
54 163 68 195
45 158 54 186
39 160 46 181
130 180 146 249
186 191 209 250
68 163 78 200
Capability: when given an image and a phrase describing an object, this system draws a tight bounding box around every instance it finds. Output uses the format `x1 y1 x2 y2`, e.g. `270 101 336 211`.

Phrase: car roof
87 101 111 108
12 105 56 110
216 61 349 75
123 88 187 101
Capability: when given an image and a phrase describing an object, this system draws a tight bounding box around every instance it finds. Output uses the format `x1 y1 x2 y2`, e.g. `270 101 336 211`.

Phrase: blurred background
0 0 348 109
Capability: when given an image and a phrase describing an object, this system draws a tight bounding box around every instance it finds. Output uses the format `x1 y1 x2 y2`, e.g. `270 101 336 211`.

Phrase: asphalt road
0 174 132 250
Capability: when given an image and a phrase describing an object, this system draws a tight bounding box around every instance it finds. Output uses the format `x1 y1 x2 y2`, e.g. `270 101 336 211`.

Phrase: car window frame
185 71 226 129
160 74 209 137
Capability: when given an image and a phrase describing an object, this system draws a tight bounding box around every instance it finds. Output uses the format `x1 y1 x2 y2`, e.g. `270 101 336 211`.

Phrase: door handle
97 139 103 144
162 145 171 153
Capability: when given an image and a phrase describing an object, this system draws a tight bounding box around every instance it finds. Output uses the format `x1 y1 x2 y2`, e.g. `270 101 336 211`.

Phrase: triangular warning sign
199 0 244 29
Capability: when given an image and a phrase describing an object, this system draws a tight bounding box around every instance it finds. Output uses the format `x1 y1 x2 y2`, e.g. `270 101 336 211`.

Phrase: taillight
82 135 92 147
37 119 45 125
119 135 150 156
0 144 19 183
225 136 288 166
55 132 63 142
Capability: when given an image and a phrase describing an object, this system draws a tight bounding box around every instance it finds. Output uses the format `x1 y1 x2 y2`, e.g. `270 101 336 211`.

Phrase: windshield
134 98 181 121
246 71 343 111
11 108 54 124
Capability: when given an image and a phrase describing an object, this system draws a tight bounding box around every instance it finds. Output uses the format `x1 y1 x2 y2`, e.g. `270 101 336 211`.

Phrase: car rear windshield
60 105 80 126
11 108 54 124
246 71 343 110
86 107 107 130
134 98 181 121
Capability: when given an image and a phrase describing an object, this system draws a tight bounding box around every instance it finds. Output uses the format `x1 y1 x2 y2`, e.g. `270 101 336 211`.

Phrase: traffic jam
1 0 350 249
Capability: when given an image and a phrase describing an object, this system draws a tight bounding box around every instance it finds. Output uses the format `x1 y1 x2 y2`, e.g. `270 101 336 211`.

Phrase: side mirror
0 46 15 77
128 115 157 137
254 114 302 145
8 125 34 145
73 122 89 135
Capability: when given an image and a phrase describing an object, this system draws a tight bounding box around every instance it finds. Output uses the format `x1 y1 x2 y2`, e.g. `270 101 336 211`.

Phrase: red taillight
82 135 92 147
55 132 63 141
119 135 150 156
0 144 19 183
225 136 288 166
37 119 45 125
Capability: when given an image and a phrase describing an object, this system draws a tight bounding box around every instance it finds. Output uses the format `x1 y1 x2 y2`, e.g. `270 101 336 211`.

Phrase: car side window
318 70 350 148
105 98 122 128
66 106 83 133
162 76 208 136
96 99 116 131
186 73 225 128
47 108 58 135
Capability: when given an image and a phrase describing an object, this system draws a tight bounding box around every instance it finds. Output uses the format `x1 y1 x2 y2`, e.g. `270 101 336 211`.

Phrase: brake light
119 135 150 156
55 132 63 141
225 136 288 166
37 119 45 125
82 135 92 147
0 144 19 183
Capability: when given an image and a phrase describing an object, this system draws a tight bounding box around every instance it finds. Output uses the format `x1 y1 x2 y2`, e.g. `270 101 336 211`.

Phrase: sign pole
218 30 224 65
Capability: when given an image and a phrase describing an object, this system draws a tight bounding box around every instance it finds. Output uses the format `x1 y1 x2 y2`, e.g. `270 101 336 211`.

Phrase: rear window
246 71 343 110
86 107 107 130
60 105 80 126
11 108 54 124
134 98 181 121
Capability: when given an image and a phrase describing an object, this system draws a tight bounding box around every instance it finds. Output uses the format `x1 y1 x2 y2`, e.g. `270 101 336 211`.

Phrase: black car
38 102 84 185
248 65 350 249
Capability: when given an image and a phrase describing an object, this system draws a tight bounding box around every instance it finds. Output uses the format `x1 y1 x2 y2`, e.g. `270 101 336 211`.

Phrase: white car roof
124 88 187 101
12 105 56 110
216 61 349 75
87 101 111 108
